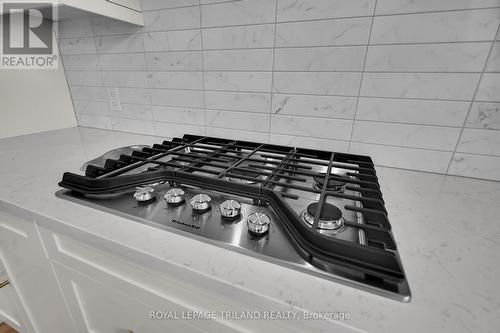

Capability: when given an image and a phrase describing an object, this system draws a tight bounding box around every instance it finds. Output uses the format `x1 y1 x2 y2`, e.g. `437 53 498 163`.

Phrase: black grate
59 134 409 294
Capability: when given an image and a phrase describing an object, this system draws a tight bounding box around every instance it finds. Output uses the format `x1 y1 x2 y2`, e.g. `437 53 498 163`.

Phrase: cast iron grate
59 134 410 298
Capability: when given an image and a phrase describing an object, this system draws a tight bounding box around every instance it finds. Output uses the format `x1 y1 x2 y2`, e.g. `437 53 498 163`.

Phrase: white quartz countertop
1 127 499 333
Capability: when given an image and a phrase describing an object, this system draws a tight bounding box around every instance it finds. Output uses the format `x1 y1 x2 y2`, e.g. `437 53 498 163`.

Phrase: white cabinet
0 266 32 333
0 1 143 26
53 262 222 333
0 211 76 333
106 0 141 11
0 210 324 333
61 0 143 25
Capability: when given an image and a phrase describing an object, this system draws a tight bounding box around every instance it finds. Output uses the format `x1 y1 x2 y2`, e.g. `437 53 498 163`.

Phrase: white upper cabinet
0 0 143 26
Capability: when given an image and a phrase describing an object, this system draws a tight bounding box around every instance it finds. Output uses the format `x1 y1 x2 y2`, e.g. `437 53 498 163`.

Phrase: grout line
61 66 493 74
138 5 500 28
73 113 500 158
267 0 279 144
197 0 208 136
445 22 500 173
58 35 499 48
71 99 500 131
348 0 378 152
67 85 500 103
142 27 157 136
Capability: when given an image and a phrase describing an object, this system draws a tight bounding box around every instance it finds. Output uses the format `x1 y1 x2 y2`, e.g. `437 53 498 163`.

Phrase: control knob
133 187 155 204
164 188 185 205
190 194 212 212
219 200 242 218
247 212 271 235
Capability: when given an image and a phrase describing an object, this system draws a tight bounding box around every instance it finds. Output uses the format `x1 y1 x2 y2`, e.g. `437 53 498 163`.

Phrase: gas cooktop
57 134 411 302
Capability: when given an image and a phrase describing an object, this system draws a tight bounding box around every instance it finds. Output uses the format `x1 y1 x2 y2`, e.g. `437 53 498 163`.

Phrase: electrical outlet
107 88 122 111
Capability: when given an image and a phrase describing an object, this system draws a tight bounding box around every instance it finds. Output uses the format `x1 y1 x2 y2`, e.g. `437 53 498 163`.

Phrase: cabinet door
0 211 76 333
0 270 30 333
53 261 213 333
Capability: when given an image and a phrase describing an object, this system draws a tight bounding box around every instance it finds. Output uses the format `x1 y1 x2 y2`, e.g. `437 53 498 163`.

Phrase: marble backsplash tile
58 0 500 181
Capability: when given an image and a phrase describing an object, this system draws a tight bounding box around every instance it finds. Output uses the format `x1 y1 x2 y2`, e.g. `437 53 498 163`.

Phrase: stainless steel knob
247 212 271 235
190 194 212 212
164 188 185 205
219 200 241 218
133 187 155 203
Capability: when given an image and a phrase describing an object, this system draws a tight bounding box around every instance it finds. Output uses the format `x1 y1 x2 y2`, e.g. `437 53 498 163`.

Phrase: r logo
2 3 53 55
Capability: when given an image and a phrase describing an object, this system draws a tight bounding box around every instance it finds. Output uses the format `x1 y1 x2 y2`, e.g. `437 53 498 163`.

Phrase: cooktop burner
302 202 346 232
56 134 411 301
313 173 346 192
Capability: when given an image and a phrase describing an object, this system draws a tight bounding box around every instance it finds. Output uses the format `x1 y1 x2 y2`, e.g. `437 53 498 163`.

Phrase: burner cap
307 202 342 221
313 173 346 188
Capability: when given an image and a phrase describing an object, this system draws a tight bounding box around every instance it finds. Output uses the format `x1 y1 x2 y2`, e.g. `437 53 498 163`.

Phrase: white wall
0 18 76 139
58 0 500 181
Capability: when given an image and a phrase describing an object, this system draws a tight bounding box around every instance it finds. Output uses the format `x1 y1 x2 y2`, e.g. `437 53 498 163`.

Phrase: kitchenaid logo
1 2 58 69
171 219 200 229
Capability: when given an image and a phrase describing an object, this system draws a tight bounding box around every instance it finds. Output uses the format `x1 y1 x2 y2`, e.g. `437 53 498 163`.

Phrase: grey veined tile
466 102 500 130
376 0 500 15
271 115 353 141
371 9 500 44
62 55 99 70
276 17 372 47
272 94 356 119
365 43 491 72
360 73 480 100
143 30 201 52
277 0 375 21
448 153 500 181
270 133 350 152
99 53 147 70
65 71 103 86
148 71 203 90
351 121 461 151
101 71 149 88
58 37 97 55
143 6 200 31
150 89 204 108
485 42 500 72
95 34 145 54
476 73 500 102
356 98 469 126
456 129 500 156
201 0 276 28
205 91 271 113
350 142 453 173
204 72 272 93
205 109 270 132
202 24 275 50
145 51 202 71
273 72 361 96
274 46 366 71
203 49 273 71
152 106 205 125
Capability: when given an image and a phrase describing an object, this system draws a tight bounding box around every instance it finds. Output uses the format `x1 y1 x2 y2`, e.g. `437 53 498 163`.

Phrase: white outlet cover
107 87 122 111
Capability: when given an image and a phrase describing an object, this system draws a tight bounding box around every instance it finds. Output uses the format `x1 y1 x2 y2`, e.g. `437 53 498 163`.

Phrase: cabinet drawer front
0 269 31 333
0 210 32 239
40 228 313 333
53 261 209 333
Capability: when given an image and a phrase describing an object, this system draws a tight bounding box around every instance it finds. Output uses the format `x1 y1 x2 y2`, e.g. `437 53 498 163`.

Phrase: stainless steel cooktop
57 134 411 302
